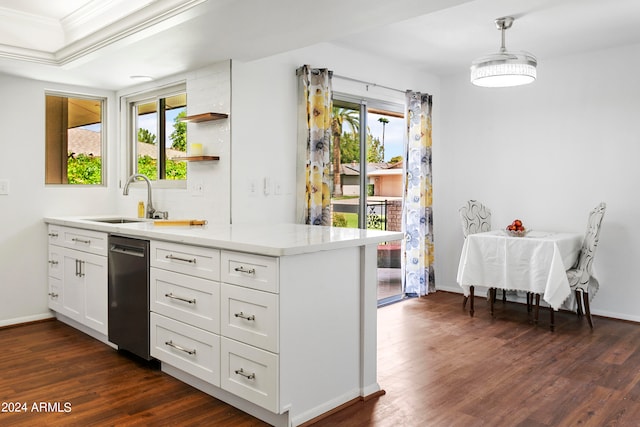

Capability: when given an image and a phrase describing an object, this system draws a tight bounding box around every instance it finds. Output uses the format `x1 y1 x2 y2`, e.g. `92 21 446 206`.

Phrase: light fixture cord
500 26 507 52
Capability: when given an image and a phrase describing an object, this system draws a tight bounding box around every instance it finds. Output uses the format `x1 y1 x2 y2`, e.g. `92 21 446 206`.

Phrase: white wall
0 75 117 326
230 42 440 224
437 43 640 321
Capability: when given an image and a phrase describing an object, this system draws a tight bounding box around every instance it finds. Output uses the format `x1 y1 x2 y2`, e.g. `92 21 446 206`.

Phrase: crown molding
0 0 206 66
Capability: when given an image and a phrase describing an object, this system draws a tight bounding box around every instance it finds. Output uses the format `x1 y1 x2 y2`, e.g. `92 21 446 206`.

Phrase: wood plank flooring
2 292 640 426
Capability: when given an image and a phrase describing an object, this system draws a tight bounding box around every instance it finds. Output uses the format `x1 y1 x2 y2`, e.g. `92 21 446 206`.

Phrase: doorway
330 95 404 305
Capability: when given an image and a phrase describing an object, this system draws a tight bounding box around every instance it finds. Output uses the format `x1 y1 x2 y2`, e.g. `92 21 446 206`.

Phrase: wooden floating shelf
179 112 228 123
172 156 220 162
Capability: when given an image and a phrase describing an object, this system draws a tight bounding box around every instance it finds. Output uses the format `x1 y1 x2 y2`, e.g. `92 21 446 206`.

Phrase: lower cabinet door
220 337 279 413
151 313 220 386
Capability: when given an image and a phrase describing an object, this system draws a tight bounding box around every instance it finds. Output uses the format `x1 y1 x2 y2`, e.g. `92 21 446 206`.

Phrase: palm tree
331 107 359 196
378 117 389 161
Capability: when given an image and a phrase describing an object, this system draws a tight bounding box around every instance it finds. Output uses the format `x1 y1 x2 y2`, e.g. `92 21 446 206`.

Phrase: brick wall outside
386 200 402 232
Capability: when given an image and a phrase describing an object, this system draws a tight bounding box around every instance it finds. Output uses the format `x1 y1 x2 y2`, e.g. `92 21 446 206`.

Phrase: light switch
0 179 8 195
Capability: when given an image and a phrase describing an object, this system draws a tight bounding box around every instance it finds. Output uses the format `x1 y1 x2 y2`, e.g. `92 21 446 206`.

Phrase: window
45 93 105 185
126 84 187 182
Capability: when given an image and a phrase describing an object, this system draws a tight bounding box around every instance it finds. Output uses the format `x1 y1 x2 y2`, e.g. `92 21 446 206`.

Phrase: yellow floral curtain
295 65 333 225
403 91 435 296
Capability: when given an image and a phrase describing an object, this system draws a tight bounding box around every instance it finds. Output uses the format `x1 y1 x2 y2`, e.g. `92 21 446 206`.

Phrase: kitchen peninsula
44 216 403 427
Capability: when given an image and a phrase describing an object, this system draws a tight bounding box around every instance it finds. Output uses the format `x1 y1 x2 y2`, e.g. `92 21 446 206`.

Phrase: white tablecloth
457 230 583 310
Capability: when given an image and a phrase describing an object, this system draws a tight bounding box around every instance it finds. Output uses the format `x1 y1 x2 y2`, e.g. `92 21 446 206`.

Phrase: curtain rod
332 74 406 95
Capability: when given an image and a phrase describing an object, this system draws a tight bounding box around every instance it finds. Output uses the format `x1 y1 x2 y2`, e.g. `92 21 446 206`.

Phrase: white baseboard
0 312 54 328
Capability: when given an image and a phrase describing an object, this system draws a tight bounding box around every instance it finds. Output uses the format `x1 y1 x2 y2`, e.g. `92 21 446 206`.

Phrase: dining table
457 229 583 328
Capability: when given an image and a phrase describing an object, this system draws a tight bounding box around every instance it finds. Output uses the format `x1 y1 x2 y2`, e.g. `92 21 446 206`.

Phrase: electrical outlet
190 179 204 197
248 179 257 197
0 179 8 195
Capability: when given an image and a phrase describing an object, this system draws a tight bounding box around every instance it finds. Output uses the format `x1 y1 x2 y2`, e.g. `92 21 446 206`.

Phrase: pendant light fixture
470 16 537 87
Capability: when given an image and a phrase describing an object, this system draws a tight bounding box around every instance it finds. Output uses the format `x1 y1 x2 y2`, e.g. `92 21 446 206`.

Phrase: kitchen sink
83 217 149 224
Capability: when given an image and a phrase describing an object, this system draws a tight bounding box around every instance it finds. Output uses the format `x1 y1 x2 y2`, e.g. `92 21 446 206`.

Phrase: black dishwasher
108 235 151 360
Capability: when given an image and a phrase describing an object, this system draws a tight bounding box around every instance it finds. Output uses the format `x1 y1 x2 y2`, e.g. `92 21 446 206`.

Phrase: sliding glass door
330 95 405 305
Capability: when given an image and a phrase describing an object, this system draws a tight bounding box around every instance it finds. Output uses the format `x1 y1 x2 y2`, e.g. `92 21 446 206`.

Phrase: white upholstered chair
535 202 606 331
567 202 606 329
459 200 491 316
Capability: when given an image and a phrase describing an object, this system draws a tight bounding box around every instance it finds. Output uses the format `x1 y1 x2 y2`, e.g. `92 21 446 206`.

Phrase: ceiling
1 0 640 90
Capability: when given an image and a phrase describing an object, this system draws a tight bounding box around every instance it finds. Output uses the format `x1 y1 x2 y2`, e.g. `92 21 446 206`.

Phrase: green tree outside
335 131 383 163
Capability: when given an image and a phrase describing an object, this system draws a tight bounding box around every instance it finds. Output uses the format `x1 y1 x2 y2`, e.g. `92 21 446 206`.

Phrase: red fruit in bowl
513 219 523 227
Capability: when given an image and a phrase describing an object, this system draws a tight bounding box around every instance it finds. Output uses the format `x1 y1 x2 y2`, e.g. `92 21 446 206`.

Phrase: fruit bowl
505 228 528 237
505 219 527 237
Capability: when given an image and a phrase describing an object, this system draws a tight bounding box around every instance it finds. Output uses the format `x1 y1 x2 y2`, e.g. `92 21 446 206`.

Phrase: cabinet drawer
221 337 278 413
221 251 278 293
48 225 63 245
151 241 220 280
62 227 108 256
221 284 278 353
150 313 220 386
47 245 63 279
48 277 62 311
151 268 220 333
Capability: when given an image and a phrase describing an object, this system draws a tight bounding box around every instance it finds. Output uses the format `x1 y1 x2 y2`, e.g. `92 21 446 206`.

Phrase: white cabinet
219 251 280 411
43 218 388 427
47 225 108 335
150 241 222 385
151 242 368 427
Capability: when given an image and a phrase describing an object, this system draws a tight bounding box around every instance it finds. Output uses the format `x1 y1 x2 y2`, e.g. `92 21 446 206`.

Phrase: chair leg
469 286 475 317
489 288 495 317
582 291 594 329
526 292 532 312
549 307 555 332
575 289 583 316
502 289 507 302
534 294 541 324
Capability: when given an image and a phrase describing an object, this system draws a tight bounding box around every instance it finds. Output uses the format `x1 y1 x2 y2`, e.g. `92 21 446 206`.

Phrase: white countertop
44 216 404 256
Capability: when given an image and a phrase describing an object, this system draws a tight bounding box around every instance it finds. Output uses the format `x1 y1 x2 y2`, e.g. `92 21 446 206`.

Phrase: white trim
0 312 54 328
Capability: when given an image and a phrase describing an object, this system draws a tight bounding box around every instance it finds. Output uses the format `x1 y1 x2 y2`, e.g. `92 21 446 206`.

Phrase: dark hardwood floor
2 292 640 426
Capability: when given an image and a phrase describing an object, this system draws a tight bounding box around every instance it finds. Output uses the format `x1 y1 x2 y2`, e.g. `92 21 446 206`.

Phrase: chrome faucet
123 174 168 219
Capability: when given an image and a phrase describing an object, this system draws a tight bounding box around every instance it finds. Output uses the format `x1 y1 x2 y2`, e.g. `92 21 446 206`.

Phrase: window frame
45 91 107 186
123 82 187 190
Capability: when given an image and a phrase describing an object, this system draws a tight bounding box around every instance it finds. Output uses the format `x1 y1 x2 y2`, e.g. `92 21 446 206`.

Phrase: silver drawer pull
165 293 196 304
234 312 255 321
165 340 196 355
234 368 255 380
72 237 91 244
166 254 197 264
48 232 58 237
48 260 59 265
48 292 59 298
234 266 255 275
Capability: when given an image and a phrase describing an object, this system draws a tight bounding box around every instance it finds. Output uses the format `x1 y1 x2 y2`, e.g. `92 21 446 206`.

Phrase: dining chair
567 202 606 329
535 202 606 331
459 200 491 316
